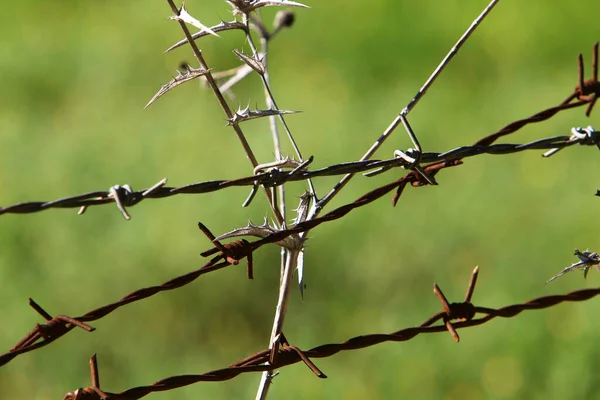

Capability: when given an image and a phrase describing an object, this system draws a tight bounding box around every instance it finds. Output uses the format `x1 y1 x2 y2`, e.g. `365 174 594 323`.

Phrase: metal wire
0 100 596 219
58 267 600 399
1 102 599 369
1 3 599 397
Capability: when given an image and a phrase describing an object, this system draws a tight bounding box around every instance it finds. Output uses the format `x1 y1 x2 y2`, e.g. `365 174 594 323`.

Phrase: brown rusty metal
55 268 600 399
198 222 255 279
1 1 599 397
575 42 599 116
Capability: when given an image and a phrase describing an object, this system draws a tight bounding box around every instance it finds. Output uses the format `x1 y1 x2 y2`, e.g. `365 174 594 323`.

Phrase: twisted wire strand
62 283 600 399
1 118 598 368
0 99 595 218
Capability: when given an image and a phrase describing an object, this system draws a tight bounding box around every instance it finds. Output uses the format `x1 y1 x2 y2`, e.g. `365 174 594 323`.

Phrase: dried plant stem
311 114 404 216
256 249 299 400
166 0 284 225
311 0 501 218
259 37 290 289
240 13 315 399
402 0 500 115
265 67 288 226
243 14 287 225
252 21 292 375
242 13 318 201
257 32 290 294
166 0 255 165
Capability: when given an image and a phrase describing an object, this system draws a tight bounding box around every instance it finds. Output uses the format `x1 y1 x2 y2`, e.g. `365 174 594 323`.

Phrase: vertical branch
255 249 299 400
243 13 287 226
256 20 290 286
243 13 318 203
240 12 310 399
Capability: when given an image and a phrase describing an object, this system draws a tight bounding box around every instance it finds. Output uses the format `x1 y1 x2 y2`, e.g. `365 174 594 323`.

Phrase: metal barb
77 178 167 220
574 42 600 117
3 111 599 219
279 333 326 378
63 354 111 400
198 222 256 279
433 268 479 342
543 126 598 157
546 248 600 283
433 284 460 342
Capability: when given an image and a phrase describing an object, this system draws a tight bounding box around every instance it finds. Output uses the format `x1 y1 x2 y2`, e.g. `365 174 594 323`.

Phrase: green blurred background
1 1 599 399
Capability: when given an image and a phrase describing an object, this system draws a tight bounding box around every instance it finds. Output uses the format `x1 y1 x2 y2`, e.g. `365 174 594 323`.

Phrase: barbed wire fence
1 0 600 399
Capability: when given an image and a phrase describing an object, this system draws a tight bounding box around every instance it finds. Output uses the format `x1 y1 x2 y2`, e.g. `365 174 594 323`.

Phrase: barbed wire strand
1 114 598 368
60 266 600 399
0 23 597 398
0 97 594 219
0 256 233 367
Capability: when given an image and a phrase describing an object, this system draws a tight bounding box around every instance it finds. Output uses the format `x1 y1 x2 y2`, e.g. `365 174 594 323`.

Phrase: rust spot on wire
63 355 111 400
574 42 599 117
433 266 478 342
7 299 94 365
199 222 256 279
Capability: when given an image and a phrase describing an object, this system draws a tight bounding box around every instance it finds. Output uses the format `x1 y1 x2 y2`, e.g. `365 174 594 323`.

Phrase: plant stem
402 0 501 115
255 250 299 400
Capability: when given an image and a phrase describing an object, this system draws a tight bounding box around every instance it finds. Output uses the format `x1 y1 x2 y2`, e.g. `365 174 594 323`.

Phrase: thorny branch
165 0 286 226
59 267 600 399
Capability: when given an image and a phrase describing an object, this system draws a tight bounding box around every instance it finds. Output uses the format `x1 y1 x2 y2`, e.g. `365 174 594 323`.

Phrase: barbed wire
1 110 598 369
0 256 234 367
1 1 599 397
0 98 596 220
58 266 600 399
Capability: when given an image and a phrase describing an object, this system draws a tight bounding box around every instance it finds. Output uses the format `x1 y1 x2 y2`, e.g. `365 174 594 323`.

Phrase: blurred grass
1 0 599 399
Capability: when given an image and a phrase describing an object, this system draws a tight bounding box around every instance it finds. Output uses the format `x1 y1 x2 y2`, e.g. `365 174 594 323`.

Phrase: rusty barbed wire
1 1 598 394
0 161 455 367
0 223 267 367
245 124 599 250
1 120 598 367
59 266 600 399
